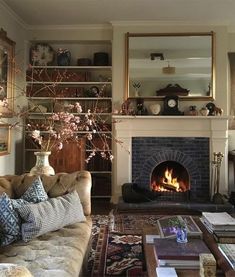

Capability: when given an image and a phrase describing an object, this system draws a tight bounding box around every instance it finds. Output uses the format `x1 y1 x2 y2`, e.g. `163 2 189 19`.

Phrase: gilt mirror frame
0 28 15 117
125 32 215 101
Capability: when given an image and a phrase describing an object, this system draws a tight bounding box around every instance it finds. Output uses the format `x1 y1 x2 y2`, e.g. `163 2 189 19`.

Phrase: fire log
161 183 178 191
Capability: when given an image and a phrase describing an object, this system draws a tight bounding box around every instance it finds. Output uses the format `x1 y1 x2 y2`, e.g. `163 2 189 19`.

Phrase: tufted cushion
3 171 92 216
17 190 86 242
0 178 13 198
11 176 48 210
0 218 92 277
0 263 33 276
0 193 21 246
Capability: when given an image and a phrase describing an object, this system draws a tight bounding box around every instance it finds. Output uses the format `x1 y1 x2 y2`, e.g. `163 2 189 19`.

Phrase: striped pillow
17 190 86 242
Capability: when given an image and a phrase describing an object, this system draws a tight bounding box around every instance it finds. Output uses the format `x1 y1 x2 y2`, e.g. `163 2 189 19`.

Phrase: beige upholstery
0 171 92 277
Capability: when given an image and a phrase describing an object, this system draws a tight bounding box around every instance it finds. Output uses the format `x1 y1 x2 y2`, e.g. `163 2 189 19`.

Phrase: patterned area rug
88 213 164 276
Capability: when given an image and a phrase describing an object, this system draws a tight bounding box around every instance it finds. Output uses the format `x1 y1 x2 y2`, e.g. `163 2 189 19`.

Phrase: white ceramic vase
149 104 161 115
29 151 55 176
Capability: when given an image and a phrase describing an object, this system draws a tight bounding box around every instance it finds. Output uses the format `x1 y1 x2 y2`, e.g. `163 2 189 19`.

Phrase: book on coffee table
201 212 235 231
218 243 235 269
156 267 178 277
154 238 211 269
157 215 202 238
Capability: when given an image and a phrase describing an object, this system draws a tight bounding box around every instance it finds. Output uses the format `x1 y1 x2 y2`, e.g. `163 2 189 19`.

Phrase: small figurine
189 105 198 116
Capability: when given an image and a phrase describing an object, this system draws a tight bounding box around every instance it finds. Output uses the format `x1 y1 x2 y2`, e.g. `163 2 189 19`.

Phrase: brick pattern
132 137 210 202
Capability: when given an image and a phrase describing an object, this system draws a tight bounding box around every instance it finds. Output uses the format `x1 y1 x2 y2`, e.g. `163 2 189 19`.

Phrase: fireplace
132 137 210 202
151 161 190 201
112 116 229 204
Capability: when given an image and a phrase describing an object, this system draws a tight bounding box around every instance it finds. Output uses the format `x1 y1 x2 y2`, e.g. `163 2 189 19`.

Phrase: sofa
0 170 92 277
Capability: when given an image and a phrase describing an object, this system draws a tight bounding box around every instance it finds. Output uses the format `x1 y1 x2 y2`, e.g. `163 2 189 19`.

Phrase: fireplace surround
112 115 229 204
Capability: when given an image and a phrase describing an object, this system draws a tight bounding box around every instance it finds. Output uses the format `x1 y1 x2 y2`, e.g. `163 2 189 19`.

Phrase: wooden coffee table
142 217 235 277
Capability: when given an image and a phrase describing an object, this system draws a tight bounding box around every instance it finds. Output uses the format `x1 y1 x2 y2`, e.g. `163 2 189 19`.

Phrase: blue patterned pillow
12 176 48 209
0 193 21 246
0 176 48 246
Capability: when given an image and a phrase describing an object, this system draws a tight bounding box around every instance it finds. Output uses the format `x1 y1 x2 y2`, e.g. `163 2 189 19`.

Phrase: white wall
0 2 27 175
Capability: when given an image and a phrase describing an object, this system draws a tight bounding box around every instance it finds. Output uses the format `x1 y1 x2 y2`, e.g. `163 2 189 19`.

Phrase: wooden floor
91 198 116 215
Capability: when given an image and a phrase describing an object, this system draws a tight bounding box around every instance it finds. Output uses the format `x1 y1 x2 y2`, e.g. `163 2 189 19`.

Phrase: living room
1 0 235 276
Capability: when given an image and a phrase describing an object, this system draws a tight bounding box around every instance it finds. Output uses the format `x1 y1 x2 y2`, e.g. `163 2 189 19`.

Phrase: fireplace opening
150 161 190 201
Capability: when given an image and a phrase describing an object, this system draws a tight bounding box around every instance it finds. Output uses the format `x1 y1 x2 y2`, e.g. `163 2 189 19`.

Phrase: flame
162 168 180 191
151 167 182 192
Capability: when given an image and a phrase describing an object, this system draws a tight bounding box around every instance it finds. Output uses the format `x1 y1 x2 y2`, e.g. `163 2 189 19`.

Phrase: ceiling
1 0 235 27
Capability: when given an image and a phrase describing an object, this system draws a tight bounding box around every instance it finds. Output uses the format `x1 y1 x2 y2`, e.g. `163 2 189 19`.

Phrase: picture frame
0 28 15 117
157 215 202 238
0 124 11 155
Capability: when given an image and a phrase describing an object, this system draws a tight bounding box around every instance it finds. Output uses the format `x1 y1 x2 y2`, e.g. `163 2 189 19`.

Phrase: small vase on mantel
29 151 55 176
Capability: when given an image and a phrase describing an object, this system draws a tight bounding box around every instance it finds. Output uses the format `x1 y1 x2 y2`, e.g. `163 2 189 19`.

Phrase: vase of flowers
29 151 55 176
168 217 188 243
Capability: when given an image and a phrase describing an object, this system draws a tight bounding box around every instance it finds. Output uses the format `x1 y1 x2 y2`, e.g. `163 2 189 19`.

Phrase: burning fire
151 167 184 192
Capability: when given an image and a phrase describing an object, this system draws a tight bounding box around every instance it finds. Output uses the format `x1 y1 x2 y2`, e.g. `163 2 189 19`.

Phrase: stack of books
200 212 235 243
154 238 211 269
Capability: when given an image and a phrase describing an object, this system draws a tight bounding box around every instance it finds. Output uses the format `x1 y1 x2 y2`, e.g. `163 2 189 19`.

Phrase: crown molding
0 0 28 29
26 23 112 31
110 20 229 27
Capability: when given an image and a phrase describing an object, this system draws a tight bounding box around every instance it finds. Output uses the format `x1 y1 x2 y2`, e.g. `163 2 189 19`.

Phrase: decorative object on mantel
156 83 190 96
206 102 223 116
200 106 209 116
206 102 215 115
136 98 148 115
121 99 135 115
149 103 161 115
162 95 184 115
29 151 55 176
132 82 141 97
211 152 225 204
214 105 223 116
188 105 198 116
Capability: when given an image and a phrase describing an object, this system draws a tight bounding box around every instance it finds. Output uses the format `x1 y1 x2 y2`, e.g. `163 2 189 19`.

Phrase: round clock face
30 43 54 66
167 99 177 108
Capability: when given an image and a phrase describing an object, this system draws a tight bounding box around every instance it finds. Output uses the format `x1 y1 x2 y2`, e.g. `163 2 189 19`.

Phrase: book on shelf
154 238 211 269
201 212 235 231
157 215 202 238
218 243 235 269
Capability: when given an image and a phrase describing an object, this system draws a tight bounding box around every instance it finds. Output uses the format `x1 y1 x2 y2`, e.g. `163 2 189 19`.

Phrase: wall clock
162 95 184 115
30 43 54 66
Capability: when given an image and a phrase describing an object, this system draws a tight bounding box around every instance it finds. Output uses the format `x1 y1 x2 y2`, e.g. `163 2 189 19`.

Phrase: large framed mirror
0 28 15 117
125 32 215 100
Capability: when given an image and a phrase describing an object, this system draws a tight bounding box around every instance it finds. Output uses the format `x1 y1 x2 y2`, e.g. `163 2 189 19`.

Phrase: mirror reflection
0 28 15 117
126 32 214 100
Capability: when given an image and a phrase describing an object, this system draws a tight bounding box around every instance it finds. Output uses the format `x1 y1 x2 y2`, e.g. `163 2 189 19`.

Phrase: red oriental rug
88 213 164 277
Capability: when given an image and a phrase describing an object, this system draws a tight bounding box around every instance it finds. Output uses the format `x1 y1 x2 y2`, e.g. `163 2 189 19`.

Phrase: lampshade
162 61 175 74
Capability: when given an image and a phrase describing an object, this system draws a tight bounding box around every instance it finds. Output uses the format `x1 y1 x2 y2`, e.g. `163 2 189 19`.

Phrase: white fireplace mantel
112 115 229 203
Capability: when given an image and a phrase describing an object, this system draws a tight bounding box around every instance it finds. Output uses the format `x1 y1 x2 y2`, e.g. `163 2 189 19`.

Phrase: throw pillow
0 192 21 246
17 190 86 242
0 176 48 246
11 176 48 209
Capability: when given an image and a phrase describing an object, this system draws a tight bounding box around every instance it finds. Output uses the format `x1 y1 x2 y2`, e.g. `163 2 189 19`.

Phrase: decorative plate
30 43 54 66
